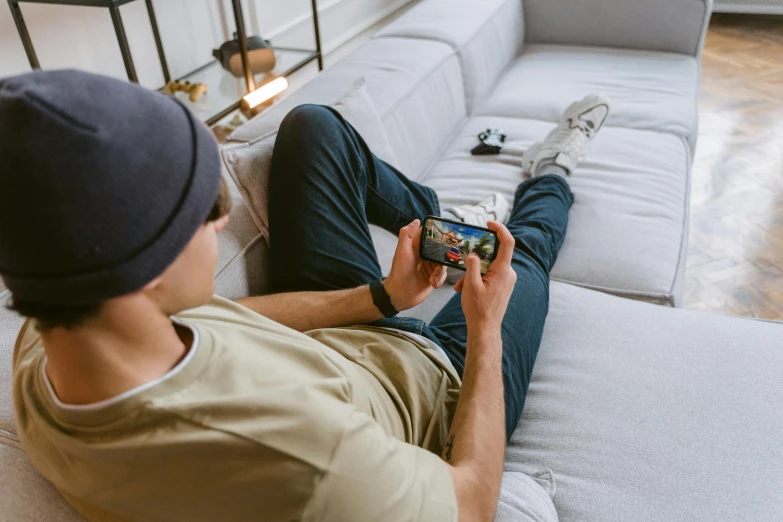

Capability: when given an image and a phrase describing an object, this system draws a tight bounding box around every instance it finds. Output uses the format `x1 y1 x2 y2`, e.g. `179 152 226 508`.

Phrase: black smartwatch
370 278 398 318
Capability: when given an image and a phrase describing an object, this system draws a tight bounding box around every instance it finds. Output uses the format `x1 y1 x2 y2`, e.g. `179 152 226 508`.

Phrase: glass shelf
169 47 319 125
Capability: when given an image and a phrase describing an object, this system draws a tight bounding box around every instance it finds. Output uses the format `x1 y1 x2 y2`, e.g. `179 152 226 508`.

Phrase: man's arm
235 286 383 332
444 222 517 522
235 220 447 332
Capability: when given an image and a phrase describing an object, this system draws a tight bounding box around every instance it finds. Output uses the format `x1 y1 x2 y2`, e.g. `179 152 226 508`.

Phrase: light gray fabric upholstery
523 0 713 57
229 37 465 182
0 293 25 441
420 116 691 306
1 1 743 520
477 45 701 149
493 471 559 522
333 78 399 168
214 171 271 300
221 134 276 241
0 444 82 521
507 282 783 521
375 0 524 113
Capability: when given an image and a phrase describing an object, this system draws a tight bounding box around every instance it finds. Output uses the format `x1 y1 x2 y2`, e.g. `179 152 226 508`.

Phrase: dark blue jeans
268 105 574 439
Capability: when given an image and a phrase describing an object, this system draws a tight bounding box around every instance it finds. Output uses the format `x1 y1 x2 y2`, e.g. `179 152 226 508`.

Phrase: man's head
0 70 230 331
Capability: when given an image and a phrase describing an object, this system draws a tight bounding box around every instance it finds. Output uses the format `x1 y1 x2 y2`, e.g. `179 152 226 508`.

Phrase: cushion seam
417 113 471 187
0 428 20 443
379 48 460 121
375 0 519 54
694 0 710 56
215 232 266 281
550 278 675 305
668 135 693 301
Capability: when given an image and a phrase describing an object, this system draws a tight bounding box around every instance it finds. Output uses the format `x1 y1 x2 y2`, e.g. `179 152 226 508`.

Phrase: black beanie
0 70 222 305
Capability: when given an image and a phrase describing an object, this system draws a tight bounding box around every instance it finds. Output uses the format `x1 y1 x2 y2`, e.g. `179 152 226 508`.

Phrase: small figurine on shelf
163 80 208 102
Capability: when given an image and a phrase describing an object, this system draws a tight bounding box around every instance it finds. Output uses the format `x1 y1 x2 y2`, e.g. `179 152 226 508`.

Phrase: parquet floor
683 14 783 319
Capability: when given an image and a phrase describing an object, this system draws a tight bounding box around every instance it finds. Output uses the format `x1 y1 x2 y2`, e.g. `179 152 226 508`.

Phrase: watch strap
369 278 398 318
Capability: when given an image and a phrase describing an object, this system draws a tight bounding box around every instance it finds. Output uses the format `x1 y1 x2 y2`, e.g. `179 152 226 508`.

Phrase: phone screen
420 216 499 275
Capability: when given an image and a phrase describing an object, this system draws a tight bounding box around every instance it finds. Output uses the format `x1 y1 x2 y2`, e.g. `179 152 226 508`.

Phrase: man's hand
453 222 516 333
384 219 448 312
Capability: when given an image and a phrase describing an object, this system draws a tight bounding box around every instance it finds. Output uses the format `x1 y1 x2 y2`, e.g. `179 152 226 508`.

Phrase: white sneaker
444 192 510 227
520 95 611 177
443 193 510 284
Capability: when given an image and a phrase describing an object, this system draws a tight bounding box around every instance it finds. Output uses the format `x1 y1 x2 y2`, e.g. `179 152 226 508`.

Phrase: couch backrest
522 0 712 56
375 0 524 114
220 0 525 300
230 0 525 180
230 36 466 182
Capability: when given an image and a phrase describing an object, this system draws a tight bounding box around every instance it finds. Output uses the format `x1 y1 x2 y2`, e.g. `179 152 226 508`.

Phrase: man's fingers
454 275 465 292
464 253 483 288
399 219 420 248
487 221 515 267
430 264 447 287
410 219 423 251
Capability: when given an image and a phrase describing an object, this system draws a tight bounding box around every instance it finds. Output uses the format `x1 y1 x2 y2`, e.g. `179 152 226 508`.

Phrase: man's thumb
399 219 419 243
465 253 482 281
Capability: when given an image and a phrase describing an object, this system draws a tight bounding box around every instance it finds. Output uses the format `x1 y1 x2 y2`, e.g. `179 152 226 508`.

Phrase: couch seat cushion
420 116 690 305
477 45 700 147
508 282 783 521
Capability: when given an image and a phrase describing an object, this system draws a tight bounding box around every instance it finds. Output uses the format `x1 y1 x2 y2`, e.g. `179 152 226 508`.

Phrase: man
2 70 609 521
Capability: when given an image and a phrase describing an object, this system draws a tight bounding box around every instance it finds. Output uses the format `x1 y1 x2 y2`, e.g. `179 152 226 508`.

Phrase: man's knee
277 104 342 150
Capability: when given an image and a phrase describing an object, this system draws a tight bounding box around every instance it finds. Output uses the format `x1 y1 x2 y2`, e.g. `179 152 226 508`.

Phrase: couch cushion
375 0 524 113
214 171 271 301
522 0 711 57
420 116 690 306
333 78 399 168
0 292 25 441
229 37 465 181
507 282 783 522
477 45 700 149
0 443 82 521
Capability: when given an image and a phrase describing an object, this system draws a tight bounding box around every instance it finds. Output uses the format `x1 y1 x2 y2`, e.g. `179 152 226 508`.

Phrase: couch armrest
524 0 713 56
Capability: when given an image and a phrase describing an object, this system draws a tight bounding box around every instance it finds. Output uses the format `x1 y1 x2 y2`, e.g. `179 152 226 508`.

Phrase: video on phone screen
423 219 497 273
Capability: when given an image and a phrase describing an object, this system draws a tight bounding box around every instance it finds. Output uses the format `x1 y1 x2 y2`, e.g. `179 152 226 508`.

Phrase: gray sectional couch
2 0 782 520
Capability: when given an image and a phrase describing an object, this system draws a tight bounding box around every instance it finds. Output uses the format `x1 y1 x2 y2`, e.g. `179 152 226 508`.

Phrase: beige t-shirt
12 296 461 522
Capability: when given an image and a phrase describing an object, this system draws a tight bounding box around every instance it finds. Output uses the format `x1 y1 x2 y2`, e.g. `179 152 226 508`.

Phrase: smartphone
419 216 499 275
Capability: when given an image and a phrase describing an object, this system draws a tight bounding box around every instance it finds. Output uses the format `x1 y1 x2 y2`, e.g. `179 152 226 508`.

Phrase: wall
0 0 412 89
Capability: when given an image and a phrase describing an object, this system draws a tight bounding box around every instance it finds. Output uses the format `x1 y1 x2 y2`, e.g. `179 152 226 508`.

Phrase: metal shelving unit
7 0 324 125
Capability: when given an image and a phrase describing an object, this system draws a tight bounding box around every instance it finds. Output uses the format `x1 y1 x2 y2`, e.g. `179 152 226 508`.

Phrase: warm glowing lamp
242 77 288 109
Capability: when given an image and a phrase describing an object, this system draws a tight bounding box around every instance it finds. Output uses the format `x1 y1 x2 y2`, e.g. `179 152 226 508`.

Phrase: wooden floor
683 14 783 319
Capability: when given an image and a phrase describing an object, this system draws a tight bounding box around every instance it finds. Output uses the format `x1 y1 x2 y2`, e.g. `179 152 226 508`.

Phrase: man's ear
213 214 229 234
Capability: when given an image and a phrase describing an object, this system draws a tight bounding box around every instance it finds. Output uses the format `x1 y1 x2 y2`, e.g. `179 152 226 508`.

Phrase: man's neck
41 298 192 406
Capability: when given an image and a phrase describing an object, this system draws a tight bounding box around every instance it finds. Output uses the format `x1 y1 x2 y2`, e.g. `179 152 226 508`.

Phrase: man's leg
426 95 610 439
427 175 573 439
267 104 439 293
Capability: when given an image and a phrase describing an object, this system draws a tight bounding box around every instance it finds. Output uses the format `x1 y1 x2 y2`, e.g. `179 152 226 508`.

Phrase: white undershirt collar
40 318 200 412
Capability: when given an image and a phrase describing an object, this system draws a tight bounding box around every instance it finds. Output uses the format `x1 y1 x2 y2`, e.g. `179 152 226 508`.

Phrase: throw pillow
221 77 397 241
221 130 276 239
333 77 399 168
493 470 559 522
